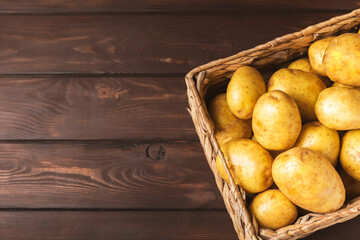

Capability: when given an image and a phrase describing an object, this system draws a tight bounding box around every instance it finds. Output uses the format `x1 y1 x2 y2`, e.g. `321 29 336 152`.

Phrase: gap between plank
0 9 349 16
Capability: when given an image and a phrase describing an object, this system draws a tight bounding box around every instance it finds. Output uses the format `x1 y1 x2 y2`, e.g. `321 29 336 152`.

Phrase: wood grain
0 210 358 240
0 210 237 240
0 76 196 140
0 12 341 74
0 141 223 209
0 0 356 13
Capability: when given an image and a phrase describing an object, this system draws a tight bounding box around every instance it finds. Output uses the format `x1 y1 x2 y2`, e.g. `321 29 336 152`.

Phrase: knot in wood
97 87 111 99
146 144 165 161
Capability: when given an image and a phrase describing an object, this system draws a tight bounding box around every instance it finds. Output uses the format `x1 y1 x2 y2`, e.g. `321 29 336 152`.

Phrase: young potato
288 58 313 72
338 167 360 201
340 130 360 181
249 189 298 230
252 90 301 150
315 87 360 130
215 139 273 193
294 121 340 167
308 36 335 77
272 147 345 213
227 66 266 119
208 94 252 146
332 82 360 90
268 68 326 122
289 58 332 87
323 33 360 87
251 134 284 158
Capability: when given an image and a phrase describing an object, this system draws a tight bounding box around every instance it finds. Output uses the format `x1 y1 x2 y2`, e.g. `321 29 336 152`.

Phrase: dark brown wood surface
0 0 356 12
0 211 357 240
0 1 358 239
0 141 223 209
0 211 238 240
0 77 194 140
0 12 340 74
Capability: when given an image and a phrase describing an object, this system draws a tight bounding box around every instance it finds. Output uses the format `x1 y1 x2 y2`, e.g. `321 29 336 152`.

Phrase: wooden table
0 1 358 239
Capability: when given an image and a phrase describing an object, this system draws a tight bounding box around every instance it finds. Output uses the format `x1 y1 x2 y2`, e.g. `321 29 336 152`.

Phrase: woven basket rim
185 8 360 240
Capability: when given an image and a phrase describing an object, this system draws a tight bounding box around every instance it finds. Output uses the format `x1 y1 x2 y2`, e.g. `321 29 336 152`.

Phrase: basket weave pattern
185 9 360 240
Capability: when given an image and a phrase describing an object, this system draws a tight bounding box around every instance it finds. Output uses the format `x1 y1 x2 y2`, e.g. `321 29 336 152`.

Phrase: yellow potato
288 58 313 72
249 189 298 230
289 58 332 87
340 130 360 181
332 82 360 90
251 134 284 158
227 66 266 119
294 121 340 167
323 33 360 87
268 68 326 122
315 87 360 130
273 147 345 213
208 94 252 146
338 167 360 201
308 37 335 77
215 139 273 193
252 90 302 150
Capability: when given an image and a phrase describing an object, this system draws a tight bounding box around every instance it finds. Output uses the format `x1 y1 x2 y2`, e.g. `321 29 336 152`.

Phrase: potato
227 66 266 119
340 130 360 181
249 189 298 230
252 90 302 150
338 167 360 201
332 82 360 90
272 147 345 213
289 58 332 87
315 87 360 130
215 139 273 193
323 33 360 87
208 94 252 146
308 37 335 77
294 121 340 167
268 68 326 122
288 58 313 72
251 134 284 158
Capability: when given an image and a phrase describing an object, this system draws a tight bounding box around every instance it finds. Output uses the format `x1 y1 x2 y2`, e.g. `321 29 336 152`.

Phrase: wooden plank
0 210 358 240
0 210 237 240
0 0 356 13
0 76 196 140
0 12 341 74
0 141 223 209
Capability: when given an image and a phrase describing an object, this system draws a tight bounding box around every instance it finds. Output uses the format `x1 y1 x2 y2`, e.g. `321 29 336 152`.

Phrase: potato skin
272 147 345 213
252 90 301 150
249 189 298 230
215 139 273 193
251 134 284 158
227 66 266 119
315 87 360 130
340 130 360 181
208 94 252 146
268 68 326 122
294 121 340 167
332 82 360 90
288 58 313 72
309 37 335 77
338 167 360 201
323 33 360 87
289 58 333 87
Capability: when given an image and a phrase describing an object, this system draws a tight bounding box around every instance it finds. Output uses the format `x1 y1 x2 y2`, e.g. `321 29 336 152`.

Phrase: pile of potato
209 32 360 230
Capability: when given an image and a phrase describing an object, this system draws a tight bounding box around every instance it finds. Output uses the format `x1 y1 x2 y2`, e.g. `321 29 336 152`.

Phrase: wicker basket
185 9 360 240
